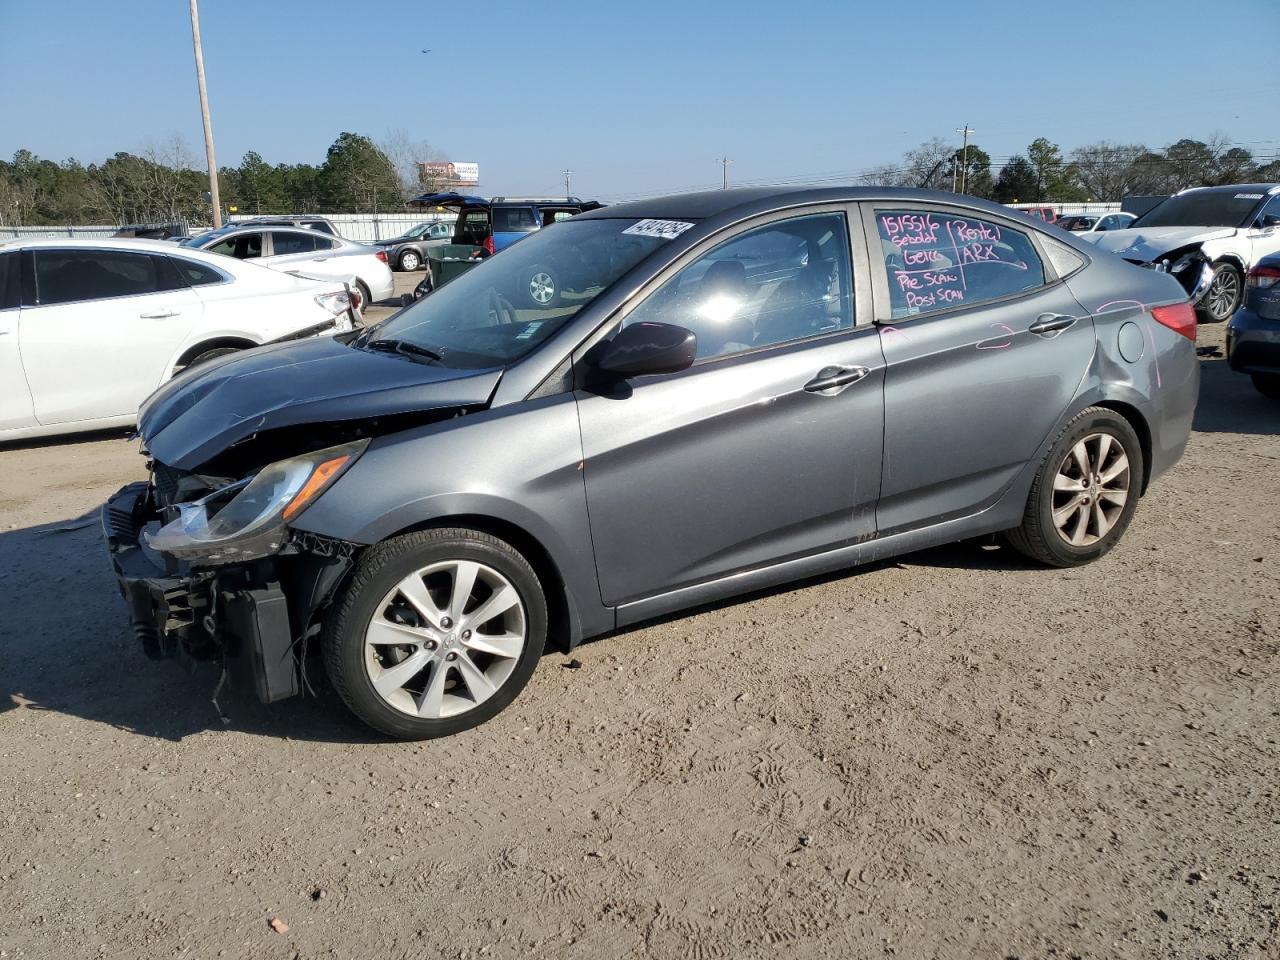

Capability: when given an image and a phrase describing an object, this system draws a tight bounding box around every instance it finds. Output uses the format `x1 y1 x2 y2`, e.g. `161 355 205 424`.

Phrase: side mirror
595 321 697 379
1261 214 1280 230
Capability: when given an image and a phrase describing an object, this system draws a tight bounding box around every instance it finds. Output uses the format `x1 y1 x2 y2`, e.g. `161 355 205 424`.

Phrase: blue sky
2 0 1277 200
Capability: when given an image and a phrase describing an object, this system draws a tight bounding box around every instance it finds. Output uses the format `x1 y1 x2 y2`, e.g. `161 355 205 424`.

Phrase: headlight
144 439 367 564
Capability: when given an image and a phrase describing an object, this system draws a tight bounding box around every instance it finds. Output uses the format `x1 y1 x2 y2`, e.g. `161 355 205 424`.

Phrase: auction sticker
1235 193 1264 200
622 219 696 240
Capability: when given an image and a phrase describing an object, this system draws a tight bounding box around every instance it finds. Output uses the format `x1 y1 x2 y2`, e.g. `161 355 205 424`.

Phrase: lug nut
446 652 457 661
461 629 472 640
424 639 438 651
440 617 453 629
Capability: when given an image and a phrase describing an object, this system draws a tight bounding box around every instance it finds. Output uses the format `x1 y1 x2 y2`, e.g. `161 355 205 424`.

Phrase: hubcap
1051 432 1130 547
364 560 526 719
402 252 420 270
1206 268 1239 319
529 272 555 305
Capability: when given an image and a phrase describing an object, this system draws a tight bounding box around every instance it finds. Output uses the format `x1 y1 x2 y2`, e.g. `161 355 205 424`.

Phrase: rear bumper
1227 309 1280 375
102 483 302 702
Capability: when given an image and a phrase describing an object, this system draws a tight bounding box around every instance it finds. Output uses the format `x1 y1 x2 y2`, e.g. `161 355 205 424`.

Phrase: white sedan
182 224 396 308
0 237 357 442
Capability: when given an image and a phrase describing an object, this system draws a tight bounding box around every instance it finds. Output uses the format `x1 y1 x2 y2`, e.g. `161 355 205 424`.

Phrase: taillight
483 234 495 256
1247 264 1280 289
1150 301 1196 341
374 249 388 264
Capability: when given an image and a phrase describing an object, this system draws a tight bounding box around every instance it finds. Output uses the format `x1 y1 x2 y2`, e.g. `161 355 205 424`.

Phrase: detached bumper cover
102 483 301 702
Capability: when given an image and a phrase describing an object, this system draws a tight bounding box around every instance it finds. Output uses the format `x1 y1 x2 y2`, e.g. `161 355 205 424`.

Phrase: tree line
0 130 441 227
860 135 1279 204
3 130 1277 227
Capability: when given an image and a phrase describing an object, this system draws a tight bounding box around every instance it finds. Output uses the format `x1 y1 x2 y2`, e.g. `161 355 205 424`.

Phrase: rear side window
0 252 18 310
455 209 490 242
493 207 537 233
208 233 263 259
875 209 1045 319
170 257 225 286
271 231 320 255
34 249 162 305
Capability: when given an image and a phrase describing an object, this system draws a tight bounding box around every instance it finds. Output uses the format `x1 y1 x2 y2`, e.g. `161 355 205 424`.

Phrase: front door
864 203 1095 534
575 209 884 607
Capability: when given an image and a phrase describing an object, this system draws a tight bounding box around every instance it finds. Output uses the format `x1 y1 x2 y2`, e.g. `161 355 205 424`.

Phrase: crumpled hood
1079 225 1238 261
138 335 502 470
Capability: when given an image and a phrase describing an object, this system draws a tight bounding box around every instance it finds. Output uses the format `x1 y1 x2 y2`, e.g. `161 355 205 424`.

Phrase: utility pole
188 0 221 228
719 156 733 190
955 124 975 195
562 169 573 199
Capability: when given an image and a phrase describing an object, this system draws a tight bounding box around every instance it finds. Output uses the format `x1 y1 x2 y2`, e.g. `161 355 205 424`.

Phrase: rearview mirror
595 322 697 379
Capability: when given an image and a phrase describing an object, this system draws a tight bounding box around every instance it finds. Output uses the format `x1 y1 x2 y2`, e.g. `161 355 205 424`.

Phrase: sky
2 0 1278 202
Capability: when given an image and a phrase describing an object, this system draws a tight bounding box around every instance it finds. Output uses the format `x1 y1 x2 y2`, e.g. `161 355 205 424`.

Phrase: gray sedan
105 187 1199 739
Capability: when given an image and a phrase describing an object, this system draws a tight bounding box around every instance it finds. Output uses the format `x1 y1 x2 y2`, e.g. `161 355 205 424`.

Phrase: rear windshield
1132 191 1265 228
365 218 685 368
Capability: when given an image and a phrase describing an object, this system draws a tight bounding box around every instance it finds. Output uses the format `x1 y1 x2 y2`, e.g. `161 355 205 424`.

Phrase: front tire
1197 262 1242 323
323 528 547 740
1252 373 1280 400
1004 407 1144 567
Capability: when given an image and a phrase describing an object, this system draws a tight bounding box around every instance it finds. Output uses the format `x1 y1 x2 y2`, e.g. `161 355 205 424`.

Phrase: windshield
1132 190 1264 228
182 230 229 247
367 218 680 368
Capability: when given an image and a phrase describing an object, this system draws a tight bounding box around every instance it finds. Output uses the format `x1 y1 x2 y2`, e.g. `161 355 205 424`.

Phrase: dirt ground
0 317 1276 960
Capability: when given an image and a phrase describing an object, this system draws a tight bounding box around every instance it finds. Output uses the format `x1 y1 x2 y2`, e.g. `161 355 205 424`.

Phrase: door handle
803 365 869 395
139 310 179 319
1028 314 1077 337
311 256 327 261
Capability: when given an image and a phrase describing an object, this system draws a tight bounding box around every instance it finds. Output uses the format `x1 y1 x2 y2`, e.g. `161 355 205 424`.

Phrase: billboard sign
420 161 480 185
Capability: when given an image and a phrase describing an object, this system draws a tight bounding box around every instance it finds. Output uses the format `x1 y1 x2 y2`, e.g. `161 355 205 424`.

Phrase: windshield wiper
363 337 445 364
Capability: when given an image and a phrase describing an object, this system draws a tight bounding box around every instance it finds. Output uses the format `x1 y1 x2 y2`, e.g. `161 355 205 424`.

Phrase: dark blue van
410 193 603 255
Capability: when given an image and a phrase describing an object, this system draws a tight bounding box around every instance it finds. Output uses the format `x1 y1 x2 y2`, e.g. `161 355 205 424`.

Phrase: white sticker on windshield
1235 193 1264 200
622 219 696 240
515 320 544 340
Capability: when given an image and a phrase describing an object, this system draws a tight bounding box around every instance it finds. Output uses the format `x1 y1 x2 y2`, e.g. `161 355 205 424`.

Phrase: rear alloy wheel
1005 407 1143 567
324 528 546 739
1253 373 1280 400
398 250 421 272
1197 262 1242 323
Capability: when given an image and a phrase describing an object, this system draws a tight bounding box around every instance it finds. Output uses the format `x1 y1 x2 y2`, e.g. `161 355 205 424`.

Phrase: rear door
0 251 36 432
21 248 201 424
862 202 1095 534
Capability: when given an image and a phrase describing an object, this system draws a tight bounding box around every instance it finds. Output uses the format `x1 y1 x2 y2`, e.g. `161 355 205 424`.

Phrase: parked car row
0 238 357 442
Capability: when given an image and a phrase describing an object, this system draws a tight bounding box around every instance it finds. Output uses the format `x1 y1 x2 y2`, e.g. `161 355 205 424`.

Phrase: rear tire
1196 262 1242 323
323 528 547 740
398 250 421 272
1004 407 1144 567
1252 373 1280 400
356 280 374 310
520 264 561 309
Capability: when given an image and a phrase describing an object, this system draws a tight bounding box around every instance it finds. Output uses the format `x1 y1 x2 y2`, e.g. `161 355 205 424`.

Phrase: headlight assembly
144 439 368 564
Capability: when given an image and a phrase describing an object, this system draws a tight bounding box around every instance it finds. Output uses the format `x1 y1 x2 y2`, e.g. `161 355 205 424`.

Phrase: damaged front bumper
102 482 351 704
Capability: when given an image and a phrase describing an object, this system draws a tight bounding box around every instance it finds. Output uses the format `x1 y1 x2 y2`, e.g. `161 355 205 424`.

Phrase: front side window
1256 194 1280 227
875 209 1045 319
622 212 854 360
0 252 18 310
34 249 161 305
270 231 320 255
367 218 673 369
208 233 263 260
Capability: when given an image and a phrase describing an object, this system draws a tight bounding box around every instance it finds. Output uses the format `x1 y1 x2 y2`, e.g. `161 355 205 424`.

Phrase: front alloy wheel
1199 263 1242 323
324 529 546 739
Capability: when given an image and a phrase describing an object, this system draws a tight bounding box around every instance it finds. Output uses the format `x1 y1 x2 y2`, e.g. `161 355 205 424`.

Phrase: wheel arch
170 336 259 376
384 513 579 654
1090 398 1154 495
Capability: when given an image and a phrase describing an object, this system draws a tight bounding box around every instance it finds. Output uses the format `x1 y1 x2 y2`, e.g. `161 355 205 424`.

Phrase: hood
1079 225 1237 261
139 335 502 470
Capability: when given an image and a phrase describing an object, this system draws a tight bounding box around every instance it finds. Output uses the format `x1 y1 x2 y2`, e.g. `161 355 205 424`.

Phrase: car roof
1174 183 1280 196
0 236 215 254
574 186 1040 223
